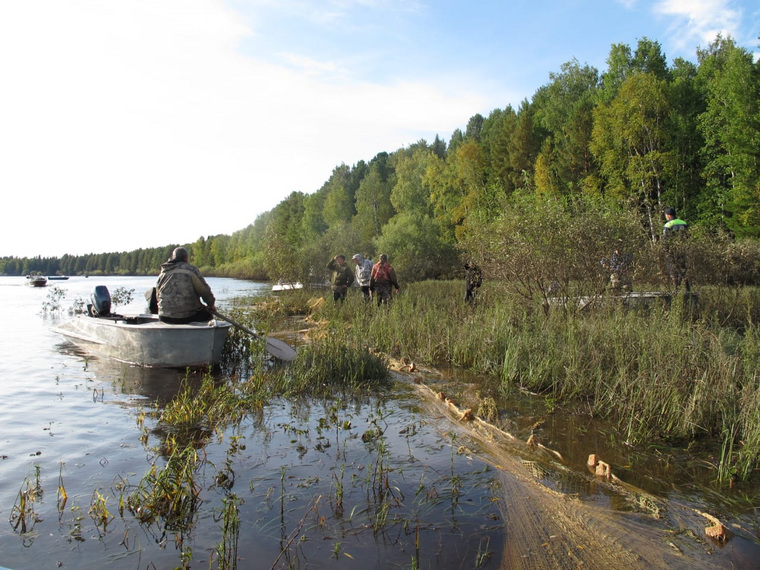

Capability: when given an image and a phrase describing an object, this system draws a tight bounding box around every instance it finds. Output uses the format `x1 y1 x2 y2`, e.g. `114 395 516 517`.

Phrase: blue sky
1 0 757 258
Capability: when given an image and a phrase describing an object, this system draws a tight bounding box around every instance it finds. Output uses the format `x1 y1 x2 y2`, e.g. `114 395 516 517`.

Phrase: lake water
0 276 506 569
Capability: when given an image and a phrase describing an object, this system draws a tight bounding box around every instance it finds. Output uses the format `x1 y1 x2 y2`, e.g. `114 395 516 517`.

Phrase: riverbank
286 280 760 486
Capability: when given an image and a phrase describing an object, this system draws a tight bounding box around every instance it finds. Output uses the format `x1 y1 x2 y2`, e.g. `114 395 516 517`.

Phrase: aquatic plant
213 493 241 570
41 286 66 313
109 286 134 307
271 328 390 397
9 470 43 535
126 441 203 531
155 373 242 447
88 490 113 536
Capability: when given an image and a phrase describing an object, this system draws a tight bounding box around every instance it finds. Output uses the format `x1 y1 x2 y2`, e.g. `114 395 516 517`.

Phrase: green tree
592 73 675 239
390 145 435 215
697 36 760 236
533 60 599 194
375 213 457 282
354 161 395 246
322 164 355 228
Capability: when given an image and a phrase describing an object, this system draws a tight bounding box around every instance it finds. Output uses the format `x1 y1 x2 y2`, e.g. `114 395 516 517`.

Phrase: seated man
156 247 216 323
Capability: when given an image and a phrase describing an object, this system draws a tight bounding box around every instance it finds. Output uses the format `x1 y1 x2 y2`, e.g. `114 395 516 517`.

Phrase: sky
1 0 758 258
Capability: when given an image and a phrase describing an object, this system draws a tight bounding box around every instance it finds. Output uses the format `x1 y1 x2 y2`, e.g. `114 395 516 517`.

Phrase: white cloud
653 0 743 50
0 0 482 257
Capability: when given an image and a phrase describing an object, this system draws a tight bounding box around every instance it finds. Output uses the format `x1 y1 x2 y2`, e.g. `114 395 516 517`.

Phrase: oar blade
265 336 298 361
212 309 297 361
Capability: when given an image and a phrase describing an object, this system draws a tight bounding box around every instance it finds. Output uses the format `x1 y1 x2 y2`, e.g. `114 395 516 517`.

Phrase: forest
3 36 759 287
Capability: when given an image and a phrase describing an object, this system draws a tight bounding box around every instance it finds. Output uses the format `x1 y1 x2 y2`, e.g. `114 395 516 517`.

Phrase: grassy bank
294 281 760 483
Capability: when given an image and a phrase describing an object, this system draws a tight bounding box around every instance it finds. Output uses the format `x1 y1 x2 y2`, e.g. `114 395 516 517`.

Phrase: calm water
0 276 505 569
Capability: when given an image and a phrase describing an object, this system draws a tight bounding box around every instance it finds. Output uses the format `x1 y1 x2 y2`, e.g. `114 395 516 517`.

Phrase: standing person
352 254 373 301
327 254 354 303
463 261 483 303
156 247 217 324
663 207 690 291
369 253 399 306
601 242 633 292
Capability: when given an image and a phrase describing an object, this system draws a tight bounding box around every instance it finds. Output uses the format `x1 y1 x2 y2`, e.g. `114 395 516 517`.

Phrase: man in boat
156 247 217 323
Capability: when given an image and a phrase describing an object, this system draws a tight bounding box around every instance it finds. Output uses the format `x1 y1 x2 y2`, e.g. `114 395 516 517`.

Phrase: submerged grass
306 281 760 483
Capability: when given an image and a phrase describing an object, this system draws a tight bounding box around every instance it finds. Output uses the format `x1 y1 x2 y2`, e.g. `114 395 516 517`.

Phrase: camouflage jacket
156 261 215 319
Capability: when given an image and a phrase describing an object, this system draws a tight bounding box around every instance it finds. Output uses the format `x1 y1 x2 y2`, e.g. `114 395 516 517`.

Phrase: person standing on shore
663 207 690 292
369 253 399 306
601 242 633 293
463 261 483 303
352 254 373 301
326 254 354 303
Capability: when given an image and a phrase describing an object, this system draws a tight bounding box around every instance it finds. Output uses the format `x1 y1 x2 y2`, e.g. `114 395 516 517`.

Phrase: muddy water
1 276 758 569
411 365 760 568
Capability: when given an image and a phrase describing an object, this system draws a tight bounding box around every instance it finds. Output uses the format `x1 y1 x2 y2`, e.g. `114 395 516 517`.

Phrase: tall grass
309 281 760 482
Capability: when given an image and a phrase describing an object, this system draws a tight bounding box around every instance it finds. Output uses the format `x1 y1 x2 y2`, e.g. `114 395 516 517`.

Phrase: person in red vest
369 253 399 306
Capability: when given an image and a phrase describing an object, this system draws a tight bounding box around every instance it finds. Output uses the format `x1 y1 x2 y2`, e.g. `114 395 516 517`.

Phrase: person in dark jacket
327 254 354 303
156 247 216 323
601 242 633 292
663 207 689 291
463 261 482 303
369 253 399 306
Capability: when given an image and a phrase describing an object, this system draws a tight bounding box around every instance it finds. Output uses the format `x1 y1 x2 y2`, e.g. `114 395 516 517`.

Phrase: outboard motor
89 285 112 316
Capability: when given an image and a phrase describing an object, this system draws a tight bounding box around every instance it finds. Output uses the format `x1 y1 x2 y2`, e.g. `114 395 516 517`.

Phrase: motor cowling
90 285 112 316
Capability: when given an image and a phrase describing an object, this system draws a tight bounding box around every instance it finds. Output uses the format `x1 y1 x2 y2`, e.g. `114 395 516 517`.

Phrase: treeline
2 36 758 282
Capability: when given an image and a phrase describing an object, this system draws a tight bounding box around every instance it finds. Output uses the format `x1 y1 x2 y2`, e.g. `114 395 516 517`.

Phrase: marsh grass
154 374 242 448
127 441 202 531
268 326 390 397
312 280 760 482
213 493 241 570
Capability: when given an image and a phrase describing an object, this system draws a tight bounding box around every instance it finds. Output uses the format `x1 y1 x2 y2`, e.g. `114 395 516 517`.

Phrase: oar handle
210 309 260 338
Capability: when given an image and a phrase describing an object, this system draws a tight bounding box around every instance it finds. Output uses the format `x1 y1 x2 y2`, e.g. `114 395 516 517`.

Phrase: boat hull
53 314 232 368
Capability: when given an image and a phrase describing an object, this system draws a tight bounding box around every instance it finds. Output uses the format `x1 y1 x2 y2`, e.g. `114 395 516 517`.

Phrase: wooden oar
211 309 297 361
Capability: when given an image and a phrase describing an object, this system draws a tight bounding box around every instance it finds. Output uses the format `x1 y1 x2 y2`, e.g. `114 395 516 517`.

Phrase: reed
314 280 760 482
127 441 202 531
270 327 390 397
89 490 113 535
214 493 241 570
156 373 242 447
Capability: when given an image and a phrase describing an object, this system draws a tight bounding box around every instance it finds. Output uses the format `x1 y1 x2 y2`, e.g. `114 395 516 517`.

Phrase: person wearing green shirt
663 207 689 292
327 254 355 303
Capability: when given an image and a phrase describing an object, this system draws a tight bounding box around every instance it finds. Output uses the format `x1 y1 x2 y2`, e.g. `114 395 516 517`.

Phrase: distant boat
272 280 304 292
48 275 70 281
26 274 48 287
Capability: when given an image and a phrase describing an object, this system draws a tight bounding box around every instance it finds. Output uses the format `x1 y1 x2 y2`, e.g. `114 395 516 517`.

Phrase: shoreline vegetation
267 280 760 486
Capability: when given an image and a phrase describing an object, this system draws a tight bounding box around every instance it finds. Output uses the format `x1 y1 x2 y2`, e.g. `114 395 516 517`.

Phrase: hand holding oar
211 309 297 361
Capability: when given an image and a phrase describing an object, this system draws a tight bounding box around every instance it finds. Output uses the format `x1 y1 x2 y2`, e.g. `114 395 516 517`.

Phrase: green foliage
460 194 647 304
375 213 457 282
